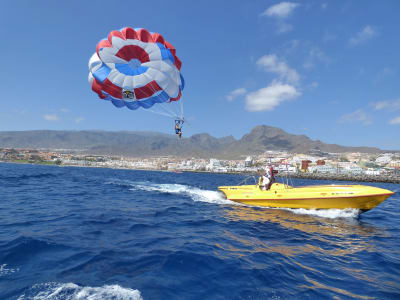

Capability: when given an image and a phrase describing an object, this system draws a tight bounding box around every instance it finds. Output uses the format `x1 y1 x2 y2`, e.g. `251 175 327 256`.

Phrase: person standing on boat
264 168 272 190
257 170 263 188
260 166 276 190
268 165 276 188
258 169 270 190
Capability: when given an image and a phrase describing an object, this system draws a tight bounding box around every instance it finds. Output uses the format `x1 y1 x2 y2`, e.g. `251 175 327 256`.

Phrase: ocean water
0 162 399 299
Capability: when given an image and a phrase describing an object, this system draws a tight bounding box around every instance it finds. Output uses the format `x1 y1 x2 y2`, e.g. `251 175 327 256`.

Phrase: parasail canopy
88 27 184 113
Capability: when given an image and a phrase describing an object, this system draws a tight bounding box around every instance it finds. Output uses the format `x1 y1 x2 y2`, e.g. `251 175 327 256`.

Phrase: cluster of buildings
0 148 58 162
1 147 399 177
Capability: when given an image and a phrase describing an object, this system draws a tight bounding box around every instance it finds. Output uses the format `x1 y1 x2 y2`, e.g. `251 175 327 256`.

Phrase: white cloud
226 88 247 101
389 116 400 125
276 22 293 34
338 109 372 125
60 108 70 113
309 47 330 63
261 2 299 18
349 25 377 46
283 40 331 68
303 47 331 69
245 81 300 112
370 99 400 111
44 114 59 121
261 2 299 34
75 117 85 123
257 54 300 84
285 39 300 51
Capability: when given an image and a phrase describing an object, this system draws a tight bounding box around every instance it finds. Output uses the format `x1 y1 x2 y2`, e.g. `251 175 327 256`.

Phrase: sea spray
17 283 142 300
128 181 235 205
112 179 361 218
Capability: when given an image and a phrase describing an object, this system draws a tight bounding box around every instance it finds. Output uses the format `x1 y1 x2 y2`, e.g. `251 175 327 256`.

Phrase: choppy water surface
0 163 399 299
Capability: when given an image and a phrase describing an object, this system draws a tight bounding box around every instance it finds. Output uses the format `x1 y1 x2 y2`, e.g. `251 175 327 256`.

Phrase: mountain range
0 125 385 158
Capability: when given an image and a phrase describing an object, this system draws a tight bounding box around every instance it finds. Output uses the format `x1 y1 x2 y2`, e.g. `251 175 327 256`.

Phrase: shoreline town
1 147 400 184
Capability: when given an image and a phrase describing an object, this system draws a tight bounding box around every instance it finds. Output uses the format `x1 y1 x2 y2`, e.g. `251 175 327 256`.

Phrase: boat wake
107 179 360 218
17 282 142 300
282 207 360 219
128 181 237 205
134 182 360 218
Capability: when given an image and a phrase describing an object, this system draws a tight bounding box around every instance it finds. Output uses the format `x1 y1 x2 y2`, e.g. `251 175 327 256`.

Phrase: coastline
2 160 400 184
287 172 400 184
184 170 400 184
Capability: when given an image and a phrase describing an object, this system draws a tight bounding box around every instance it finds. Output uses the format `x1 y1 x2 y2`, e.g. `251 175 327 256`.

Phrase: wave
0 264 19 276
281 207 360 219
133 182 239 205
107 179 360 218
0 173 55 181
132 182 361 218
105 179 137 189
106 179 235 206
17 282 142 300
1 237 70 270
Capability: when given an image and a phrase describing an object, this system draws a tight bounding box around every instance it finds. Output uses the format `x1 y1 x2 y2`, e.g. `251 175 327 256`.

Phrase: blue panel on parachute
180 74 185 90
111 98 126 108
125 101 140 110
124 91 171 110
92 63 111 83
115 64 148 76
157 43 175 64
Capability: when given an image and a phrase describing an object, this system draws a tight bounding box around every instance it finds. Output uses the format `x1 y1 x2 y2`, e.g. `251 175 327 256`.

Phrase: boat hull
218 183 394 211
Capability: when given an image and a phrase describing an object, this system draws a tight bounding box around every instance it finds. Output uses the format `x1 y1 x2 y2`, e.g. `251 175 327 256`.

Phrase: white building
375 154 393 165
206 159 222 171
365 169 382 176
277 164 297 173
309 165 337 174
340 165 364 175
244 156 253 167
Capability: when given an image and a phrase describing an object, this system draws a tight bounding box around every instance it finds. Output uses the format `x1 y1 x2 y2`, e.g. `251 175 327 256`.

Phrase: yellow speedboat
218 183 394 212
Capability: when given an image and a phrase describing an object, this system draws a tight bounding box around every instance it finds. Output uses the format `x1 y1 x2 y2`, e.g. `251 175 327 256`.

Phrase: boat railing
238 174 294 189
238 176 258 186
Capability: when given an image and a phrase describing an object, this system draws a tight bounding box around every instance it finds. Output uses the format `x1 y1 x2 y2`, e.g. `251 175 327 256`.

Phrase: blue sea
0 162 399 299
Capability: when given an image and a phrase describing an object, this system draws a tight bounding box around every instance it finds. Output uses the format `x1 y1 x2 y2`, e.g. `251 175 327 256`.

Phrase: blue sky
1 1 400 149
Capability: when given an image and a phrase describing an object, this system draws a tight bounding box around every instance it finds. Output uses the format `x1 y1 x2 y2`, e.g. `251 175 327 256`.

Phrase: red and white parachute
88 27 185 119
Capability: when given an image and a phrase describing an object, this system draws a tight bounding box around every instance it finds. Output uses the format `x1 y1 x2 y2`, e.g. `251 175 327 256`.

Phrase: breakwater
285 172 400 184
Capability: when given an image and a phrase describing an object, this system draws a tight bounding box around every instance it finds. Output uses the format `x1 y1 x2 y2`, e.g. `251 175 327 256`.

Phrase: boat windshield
238 176 258 185
238 173 294 189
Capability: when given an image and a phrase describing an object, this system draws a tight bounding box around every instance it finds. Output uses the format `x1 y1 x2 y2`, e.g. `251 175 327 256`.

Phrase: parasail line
145 108 175 118
179 96 184 120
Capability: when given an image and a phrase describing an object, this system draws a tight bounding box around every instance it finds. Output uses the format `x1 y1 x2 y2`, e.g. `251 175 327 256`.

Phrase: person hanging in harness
174 119 183 139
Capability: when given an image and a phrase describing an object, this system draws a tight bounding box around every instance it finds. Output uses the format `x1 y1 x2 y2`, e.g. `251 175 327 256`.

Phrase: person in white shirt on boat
258 168 270 190
258 166 275 190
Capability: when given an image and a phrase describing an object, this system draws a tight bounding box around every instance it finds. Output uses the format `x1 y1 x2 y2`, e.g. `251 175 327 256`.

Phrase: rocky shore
286 172 400 184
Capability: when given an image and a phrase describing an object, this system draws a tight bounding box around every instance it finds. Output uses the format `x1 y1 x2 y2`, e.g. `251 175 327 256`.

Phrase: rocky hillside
0 126 383 158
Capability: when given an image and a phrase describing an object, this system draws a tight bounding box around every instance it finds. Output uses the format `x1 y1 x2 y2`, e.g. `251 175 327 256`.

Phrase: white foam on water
0 264 19 276
17 282 142 300
282 208 360 219
105 179 136 187
112 179 360 218
129 181 237 205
